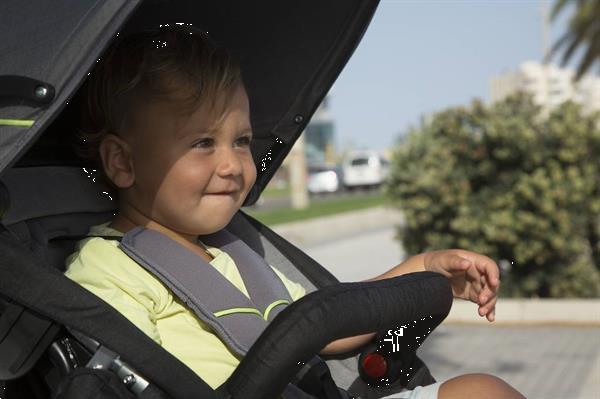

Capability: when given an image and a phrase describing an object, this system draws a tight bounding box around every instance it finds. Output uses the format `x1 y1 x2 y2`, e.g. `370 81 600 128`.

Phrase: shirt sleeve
270 266 307 301
64 238 165 344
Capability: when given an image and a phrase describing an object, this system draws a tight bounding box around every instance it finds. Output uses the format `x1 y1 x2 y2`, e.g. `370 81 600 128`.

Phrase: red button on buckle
362 353 387 379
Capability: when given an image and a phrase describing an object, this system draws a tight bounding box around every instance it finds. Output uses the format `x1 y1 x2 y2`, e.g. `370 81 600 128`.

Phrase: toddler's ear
99 134 135 188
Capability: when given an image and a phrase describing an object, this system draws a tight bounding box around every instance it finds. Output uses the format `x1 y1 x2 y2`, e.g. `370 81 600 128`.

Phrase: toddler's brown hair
74 25 243 194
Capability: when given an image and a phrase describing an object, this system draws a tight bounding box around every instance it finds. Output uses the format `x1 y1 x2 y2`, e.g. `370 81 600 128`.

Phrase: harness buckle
86 344 150 396
69 329 150 397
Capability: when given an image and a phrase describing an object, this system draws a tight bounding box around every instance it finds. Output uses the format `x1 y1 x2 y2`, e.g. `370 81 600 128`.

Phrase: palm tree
549 0 600 80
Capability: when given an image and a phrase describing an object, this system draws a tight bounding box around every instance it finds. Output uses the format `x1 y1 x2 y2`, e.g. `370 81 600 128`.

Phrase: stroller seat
1 166 116 271
0 165 452 399
0 166 221 398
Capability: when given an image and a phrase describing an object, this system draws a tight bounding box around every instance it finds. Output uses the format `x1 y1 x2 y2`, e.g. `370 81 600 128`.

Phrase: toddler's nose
216 147 243 177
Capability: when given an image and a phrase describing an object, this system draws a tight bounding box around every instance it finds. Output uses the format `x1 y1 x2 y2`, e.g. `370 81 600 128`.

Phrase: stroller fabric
0 1 457 398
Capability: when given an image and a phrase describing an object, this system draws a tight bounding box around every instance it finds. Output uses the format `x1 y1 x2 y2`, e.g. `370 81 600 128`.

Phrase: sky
327 0 574 152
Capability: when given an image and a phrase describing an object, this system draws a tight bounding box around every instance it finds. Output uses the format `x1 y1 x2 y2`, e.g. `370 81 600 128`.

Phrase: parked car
307 165 341 194
342 150 390 189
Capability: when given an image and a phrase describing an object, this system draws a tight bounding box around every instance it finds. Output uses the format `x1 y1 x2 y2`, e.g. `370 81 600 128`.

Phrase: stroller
0 1 453 398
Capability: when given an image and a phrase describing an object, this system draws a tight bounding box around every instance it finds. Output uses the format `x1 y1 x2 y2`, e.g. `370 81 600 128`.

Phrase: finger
476 263 500 298
478 280 486 304
478 304 486 317
485 299 497 322
473 258 500 287
481 305 496 321
479 290 498 308
478 294 494 313
465 265 483 294
451 255 472 271
484 296 497 311
478 275 496 304
479 297 497 319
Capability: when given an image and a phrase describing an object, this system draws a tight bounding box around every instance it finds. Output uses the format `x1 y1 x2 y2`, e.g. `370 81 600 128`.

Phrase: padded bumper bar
226 271 453 399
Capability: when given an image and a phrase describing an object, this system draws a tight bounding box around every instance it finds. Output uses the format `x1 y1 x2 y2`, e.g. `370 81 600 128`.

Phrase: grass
245 192 389 226
260 185 291 198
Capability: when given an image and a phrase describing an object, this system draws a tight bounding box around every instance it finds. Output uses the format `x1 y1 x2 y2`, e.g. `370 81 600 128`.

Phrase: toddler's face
123 84 256 236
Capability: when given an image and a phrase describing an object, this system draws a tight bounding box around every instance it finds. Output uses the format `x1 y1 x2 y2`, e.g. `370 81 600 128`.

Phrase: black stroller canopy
0 1 456 398
0 0 378 204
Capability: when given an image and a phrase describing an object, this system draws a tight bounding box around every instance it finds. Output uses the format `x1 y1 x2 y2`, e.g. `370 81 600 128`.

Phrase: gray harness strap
202 229 292 322
118 226 292 357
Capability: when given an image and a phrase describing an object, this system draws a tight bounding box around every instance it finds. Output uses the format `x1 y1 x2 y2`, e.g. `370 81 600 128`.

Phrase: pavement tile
419 324 600 399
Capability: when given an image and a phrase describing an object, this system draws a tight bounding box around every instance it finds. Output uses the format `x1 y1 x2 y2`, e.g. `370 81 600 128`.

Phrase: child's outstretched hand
423 250 500 322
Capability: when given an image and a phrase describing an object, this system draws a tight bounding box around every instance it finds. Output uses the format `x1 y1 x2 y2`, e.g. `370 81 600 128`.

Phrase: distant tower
541 0 550 64
541 0 551 116
305 95 335 166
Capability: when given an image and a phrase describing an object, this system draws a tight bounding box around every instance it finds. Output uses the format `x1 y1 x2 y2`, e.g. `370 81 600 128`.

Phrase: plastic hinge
0 75 55 106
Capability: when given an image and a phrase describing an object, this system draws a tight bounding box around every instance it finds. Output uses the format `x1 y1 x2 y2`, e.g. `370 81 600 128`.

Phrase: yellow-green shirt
64 222 306 389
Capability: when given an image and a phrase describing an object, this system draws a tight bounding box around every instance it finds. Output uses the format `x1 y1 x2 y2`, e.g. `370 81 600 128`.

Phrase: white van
342 150 390 189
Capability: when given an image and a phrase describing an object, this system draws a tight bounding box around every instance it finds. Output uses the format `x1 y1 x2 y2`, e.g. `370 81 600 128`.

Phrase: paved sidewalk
271 206 600 399
420 324 600 399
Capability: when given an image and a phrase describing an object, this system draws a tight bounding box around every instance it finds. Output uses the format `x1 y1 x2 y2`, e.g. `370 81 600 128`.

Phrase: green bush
385 93 600 298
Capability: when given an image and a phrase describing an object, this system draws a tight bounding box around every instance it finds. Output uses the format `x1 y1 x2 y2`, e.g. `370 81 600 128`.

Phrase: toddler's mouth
207 190 237 195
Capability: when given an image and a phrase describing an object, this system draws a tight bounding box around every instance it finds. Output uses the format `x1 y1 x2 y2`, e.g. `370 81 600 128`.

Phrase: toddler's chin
184 219 232 237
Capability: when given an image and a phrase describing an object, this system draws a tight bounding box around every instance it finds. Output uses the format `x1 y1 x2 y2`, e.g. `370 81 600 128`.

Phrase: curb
446 298 600 325
271 206 404 247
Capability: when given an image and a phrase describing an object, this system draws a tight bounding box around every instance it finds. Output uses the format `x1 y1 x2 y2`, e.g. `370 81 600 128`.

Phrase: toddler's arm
319 253 428 355
320 249 500 355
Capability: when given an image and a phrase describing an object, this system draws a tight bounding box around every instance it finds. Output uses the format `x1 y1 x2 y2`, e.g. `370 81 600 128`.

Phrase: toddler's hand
424 249 500 322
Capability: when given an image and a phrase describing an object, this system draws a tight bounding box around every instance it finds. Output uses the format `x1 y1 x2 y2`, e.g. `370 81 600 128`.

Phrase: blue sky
328 0 573 151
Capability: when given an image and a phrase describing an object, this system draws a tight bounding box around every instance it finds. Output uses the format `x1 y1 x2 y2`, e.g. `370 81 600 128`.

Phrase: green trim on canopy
0 119 34 127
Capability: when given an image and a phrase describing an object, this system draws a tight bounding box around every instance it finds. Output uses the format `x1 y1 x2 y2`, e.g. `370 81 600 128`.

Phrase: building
268 95 336 193
304 95 336 166
490 61 600 115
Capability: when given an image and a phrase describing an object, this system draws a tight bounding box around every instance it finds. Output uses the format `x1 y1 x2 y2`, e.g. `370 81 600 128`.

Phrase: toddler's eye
235 135 253 148
193 138 214 149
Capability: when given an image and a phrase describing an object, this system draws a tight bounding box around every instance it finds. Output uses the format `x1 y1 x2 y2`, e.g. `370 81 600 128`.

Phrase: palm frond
549 0 600 80
575 36 600 80
550 0 571 21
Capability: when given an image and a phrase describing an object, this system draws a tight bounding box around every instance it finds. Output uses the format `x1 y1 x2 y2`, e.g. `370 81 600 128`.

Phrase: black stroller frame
0 1 453 398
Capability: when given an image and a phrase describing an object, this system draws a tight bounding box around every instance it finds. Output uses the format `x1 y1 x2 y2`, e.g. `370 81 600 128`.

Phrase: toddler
65 26 524 399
